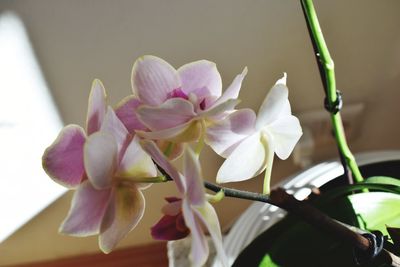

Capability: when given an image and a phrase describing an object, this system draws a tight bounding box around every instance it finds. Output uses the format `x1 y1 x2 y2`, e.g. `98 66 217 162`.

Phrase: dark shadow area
233 160 400 267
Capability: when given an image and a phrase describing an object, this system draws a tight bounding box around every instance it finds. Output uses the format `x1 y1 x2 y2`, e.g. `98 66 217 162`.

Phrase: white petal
216 132 267 183
265 115 302 160
206 109 256 157
256 74 289 129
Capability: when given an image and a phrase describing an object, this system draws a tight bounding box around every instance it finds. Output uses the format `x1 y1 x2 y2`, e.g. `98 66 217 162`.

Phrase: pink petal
131 55 180 105
177 60 222 101
182 199 208 267
42 125 86 188
100 107 130 155
117 135 158 178
256 74 289 129
194 202 228 267
140 140 186 194
151 213 189 241
136 98 196 131
136 120 202 143
86 79 107 134
199 98 240 118
115 95 147 132
183 148 205 206
206 109 256 157
84 132 118 189
99 184 145 253
216 132 267 183
59 180 112 236
211 67 247 108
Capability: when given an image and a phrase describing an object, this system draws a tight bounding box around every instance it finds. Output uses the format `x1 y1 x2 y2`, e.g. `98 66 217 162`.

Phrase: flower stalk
300 0 364 182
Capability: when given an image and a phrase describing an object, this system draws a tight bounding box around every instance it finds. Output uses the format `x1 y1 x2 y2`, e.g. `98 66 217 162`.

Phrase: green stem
163 142 174 158
301 0 364 182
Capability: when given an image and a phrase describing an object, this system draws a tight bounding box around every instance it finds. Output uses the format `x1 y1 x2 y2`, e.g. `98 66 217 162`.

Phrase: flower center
167 88 189 100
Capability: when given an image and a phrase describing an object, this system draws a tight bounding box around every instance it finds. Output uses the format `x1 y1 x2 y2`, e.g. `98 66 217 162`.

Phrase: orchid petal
266 115 302 160
177 60 222 100
151 213 189 241
256 74 289 130
99 184 145 254
194 202 228 267
137 120 202 143
131 55 180 105
200 98 240 118
141 140 186 193
84 132 118 189
182 199 208 267
136 98 196 131
86 79 107 134
183 148 205 206
42 125 86 188
100 107 129 153
211 67 247 108
117 135 158 178
59 180 111 236
115 95 147 132
206 109 256 157
216 132 266 183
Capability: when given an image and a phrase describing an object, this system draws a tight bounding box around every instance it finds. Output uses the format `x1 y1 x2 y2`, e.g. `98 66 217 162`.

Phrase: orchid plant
42 0 400 266
42 52 301 266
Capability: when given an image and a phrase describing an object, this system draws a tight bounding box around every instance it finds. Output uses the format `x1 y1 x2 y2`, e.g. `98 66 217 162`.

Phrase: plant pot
216 151 400 267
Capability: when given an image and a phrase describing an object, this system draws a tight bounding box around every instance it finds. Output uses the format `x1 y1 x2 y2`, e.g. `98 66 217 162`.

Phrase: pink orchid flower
42 79 108 188
60 108 158 253
115 94 184 160
131 55 247 144
43 81 157 253
142 141 228 267
207 74 302 193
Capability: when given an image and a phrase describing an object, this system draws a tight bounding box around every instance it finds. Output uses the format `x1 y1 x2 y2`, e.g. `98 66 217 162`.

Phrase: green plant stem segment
301 0 364 182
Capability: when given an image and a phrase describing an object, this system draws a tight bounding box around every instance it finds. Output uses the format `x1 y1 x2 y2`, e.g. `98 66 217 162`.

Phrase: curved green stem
301 0 364 182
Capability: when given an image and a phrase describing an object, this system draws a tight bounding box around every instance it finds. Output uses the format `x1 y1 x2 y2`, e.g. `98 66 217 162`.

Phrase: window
0 12 66 242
